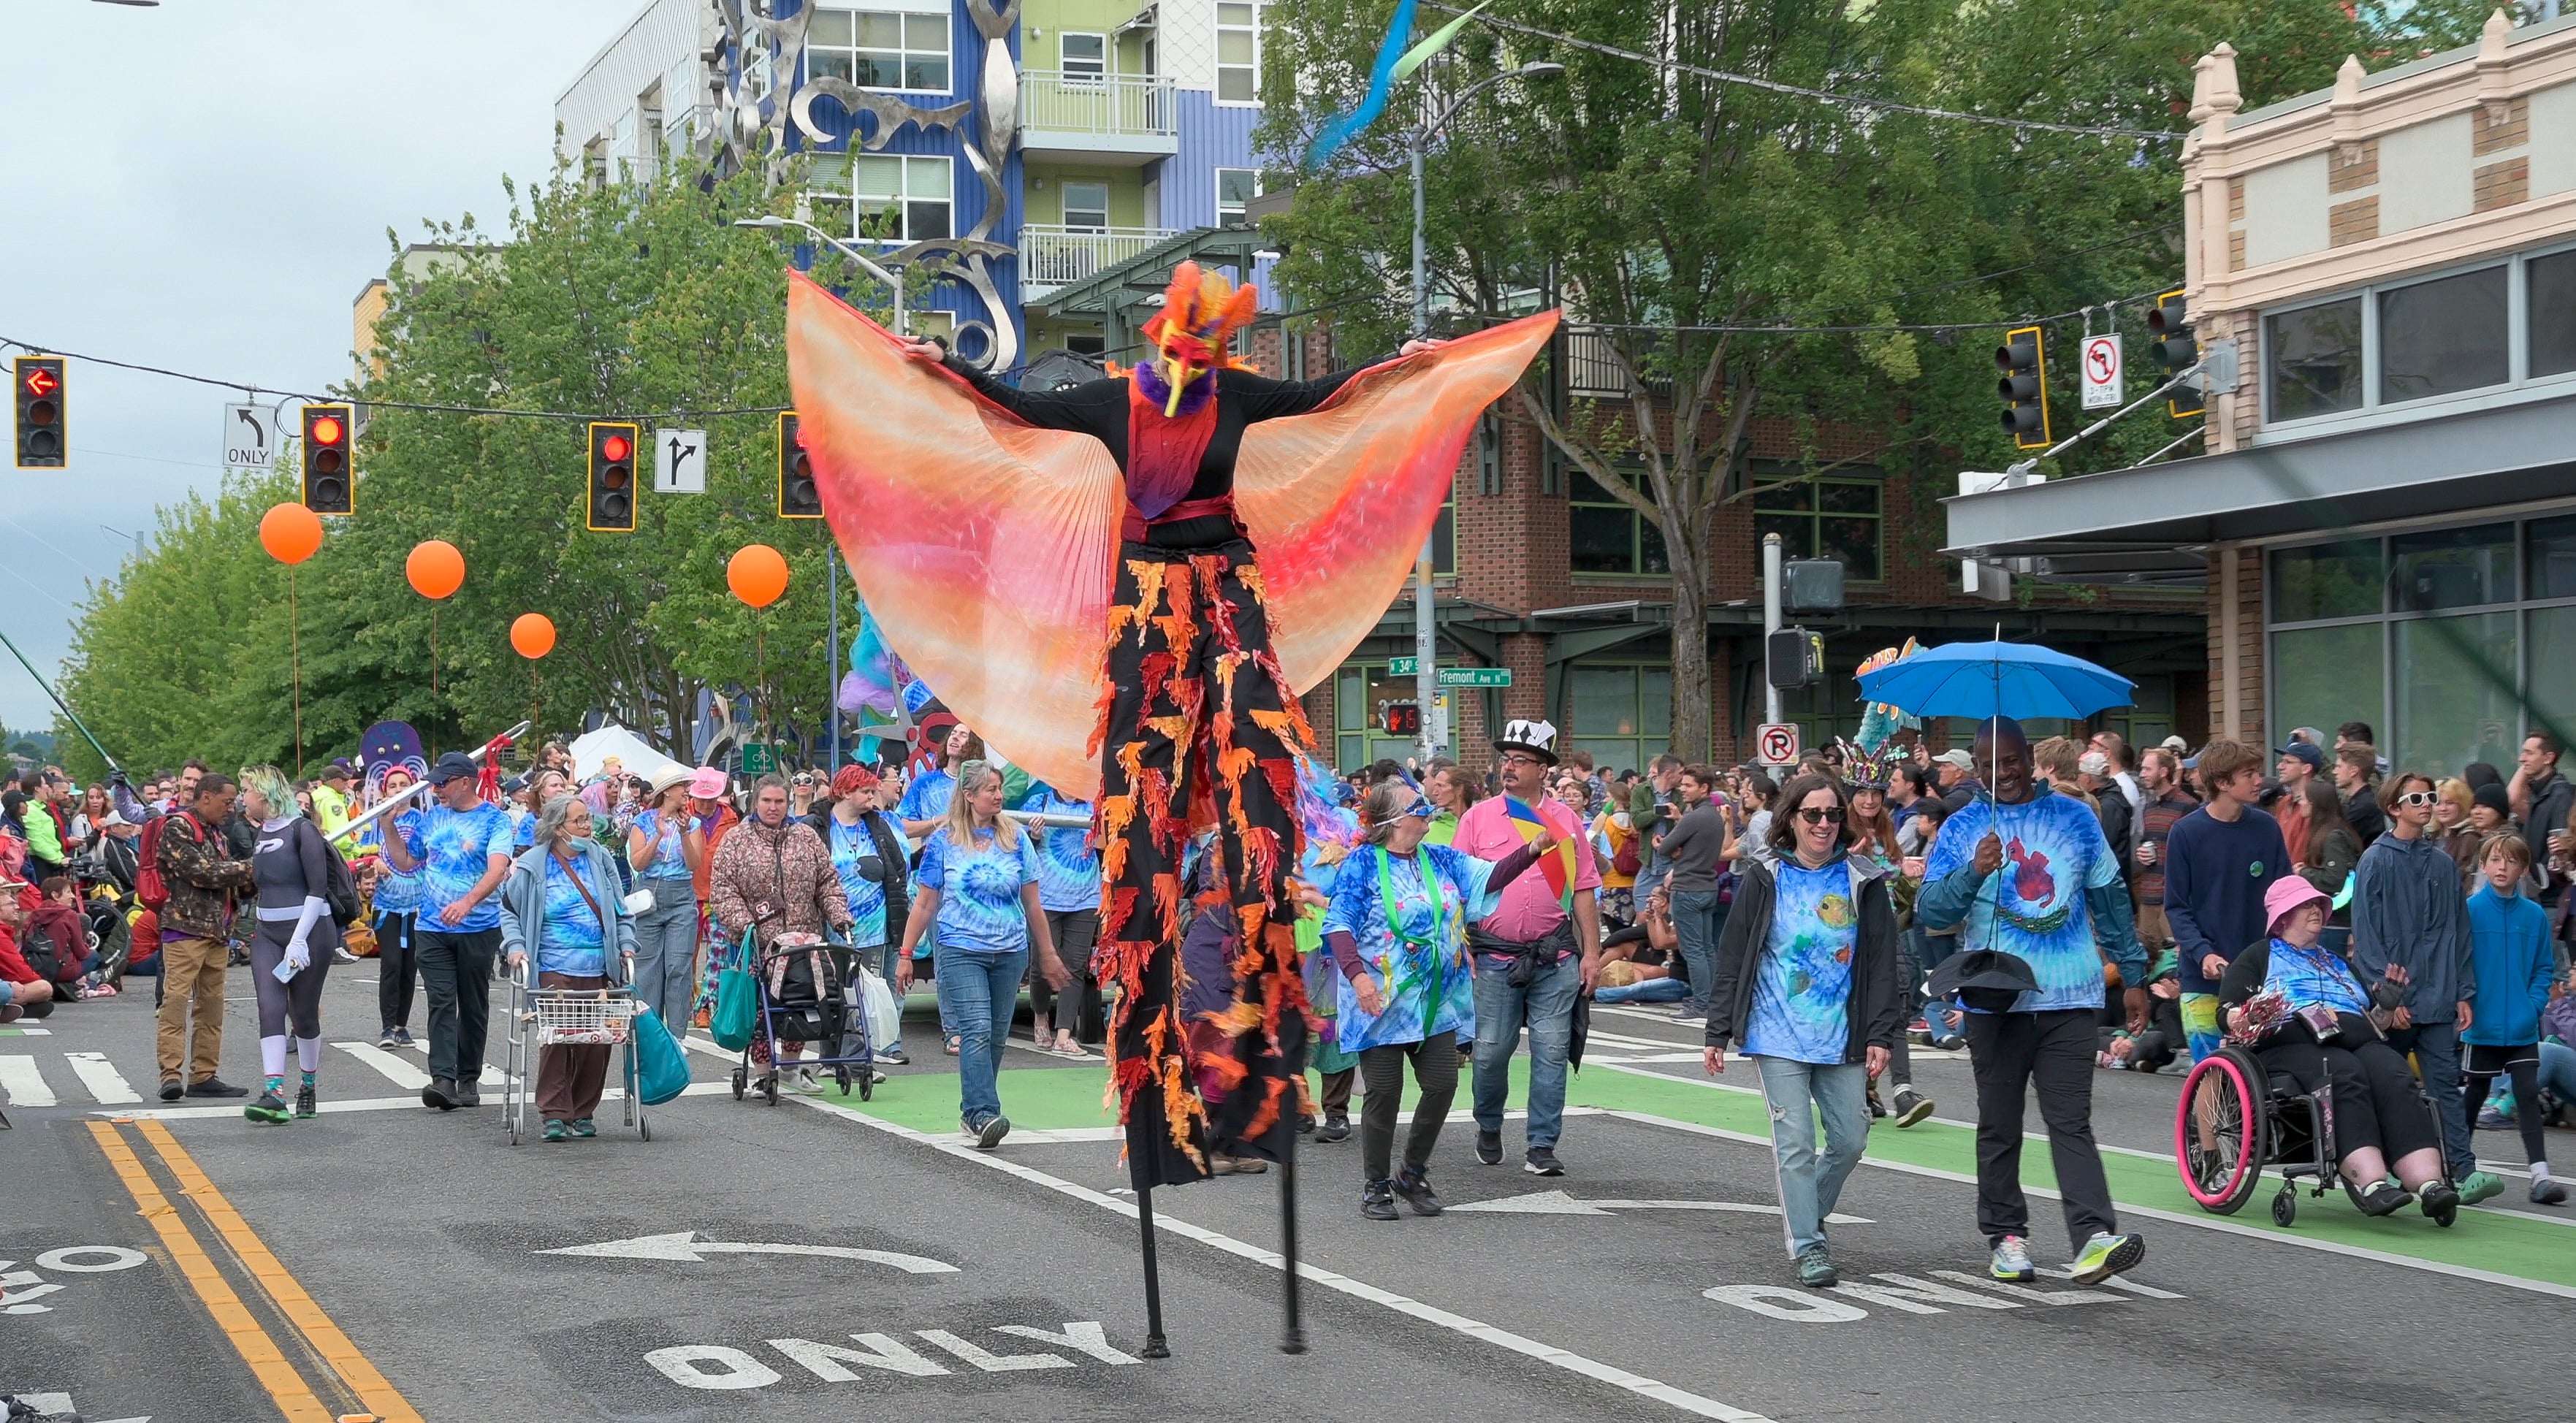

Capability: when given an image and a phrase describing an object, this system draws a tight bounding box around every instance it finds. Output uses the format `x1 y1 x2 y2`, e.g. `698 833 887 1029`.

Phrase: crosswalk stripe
1 1054 58 1107
332 1041 430 1089
65 1050 142 1105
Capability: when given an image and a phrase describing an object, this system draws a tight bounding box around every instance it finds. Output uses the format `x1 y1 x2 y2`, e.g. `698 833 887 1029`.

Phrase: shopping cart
505 966 649 1144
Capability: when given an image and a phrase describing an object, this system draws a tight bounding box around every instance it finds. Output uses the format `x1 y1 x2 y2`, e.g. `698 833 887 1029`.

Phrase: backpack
135 811 202 912
300 820 362 929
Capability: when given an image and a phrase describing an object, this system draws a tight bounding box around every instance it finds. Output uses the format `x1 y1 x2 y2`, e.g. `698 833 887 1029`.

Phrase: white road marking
540 1232 956 1274
332 1040 431 1089
64 1051 141 1105
99 1080 729 1121
0 1055 56 1107
1448 1189 1868 1223
788 1091 1779 1422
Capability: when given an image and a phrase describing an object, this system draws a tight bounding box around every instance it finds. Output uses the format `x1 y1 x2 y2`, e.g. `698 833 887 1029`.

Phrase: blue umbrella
1854 639 2133 724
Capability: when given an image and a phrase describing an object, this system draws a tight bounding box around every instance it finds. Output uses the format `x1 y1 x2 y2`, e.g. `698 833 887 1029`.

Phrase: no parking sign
1756 722 1799 766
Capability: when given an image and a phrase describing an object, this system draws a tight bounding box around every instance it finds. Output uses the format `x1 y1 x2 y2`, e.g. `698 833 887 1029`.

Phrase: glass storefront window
2526 606 2576 752
2531 249 2576 380
2271 624 2383 755
2268 297 2364 421
2390 523 2514 611
2394 613 2518 780
2270 541 2383 622
2528 514 2576 600
1569 663 1673 775
2378 266 2509 405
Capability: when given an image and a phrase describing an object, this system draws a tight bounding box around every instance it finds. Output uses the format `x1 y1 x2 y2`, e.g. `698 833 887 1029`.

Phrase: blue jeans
1593 976 1688 1004
2390 1017 2477 1178
1672 890 1720 1014
629 878 700 1042
2541 1039 2576 1105
936 948 1025 1126
1753 1056 1870 1258
1471 953 1580 1150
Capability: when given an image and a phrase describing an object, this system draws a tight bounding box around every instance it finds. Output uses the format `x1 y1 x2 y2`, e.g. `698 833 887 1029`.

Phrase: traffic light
587 421 639 532
778 412 821 519
301 403 354 513
1994 326 2051 451
2148 289 2204 418
13 356 64 470
1383 701 1422 736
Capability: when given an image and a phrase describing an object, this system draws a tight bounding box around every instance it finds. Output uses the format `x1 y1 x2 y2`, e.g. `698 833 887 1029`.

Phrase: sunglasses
2393 790 2439 808
1794 806 1847 825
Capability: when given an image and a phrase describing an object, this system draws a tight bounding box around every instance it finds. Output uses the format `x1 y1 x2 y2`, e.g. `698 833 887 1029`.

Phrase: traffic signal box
302 403 354 513
2148 289 2203 418
588 421 639 532
778 413 822 519
13 356 64 470
1994 326 2051 451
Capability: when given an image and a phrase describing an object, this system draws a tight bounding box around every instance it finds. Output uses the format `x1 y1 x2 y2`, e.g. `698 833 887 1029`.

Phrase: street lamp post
733 215 909 336
1403 61 1562 765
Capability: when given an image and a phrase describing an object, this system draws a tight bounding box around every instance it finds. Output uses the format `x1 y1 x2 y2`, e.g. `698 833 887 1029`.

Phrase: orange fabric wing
786 272 1121 798
1236 310 1560 695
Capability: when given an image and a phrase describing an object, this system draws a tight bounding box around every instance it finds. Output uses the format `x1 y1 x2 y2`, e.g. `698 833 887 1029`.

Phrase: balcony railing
1021 224 1180 299
1018 70 1178 142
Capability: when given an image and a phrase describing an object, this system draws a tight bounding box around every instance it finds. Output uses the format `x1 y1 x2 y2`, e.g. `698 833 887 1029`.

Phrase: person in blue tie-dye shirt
364 766 427 1050
1019 781 1099 1056
1916 717 2147 1289
895 761 1069 1148
382 752 514 1113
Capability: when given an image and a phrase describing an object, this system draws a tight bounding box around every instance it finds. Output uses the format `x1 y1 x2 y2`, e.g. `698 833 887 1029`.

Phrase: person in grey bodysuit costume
239 766 339 1124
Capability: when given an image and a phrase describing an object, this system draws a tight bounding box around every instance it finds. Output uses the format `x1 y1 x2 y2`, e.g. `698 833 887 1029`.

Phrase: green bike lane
815 1052 2576 1298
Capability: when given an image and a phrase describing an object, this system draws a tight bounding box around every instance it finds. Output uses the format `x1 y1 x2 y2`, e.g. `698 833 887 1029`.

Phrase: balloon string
290 566 304 777
429 603 440 760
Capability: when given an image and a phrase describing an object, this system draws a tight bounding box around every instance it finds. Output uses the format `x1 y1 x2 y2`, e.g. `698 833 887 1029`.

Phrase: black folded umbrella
1925 948 2040 1014
1570 991 1592 1071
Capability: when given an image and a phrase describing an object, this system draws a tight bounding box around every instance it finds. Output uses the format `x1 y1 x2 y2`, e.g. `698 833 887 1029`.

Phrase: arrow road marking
538 1232 958 1275
1449 1189 1870 1224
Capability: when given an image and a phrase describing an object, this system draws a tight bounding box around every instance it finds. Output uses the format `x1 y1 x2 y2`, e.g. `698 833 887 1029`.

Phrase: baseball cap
2078 751 2111 777
2276 741 2324 770
1931 749 1975 771
427 752 479 787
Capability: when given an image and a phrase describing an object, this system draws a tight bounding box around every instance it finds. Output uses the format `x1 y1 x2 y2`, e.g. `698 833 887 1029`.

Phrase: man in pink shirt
1452 719 1603 1176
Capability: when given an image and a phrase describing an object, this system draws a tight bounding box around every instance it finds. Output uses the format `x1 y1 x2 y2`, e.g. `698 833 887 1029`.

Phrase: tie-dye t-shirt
897 768 956 825
1018 785 1099 914
405 802 513 932
1924 792 2122 1014
1742 859 1859 1064
916 823 1041 957
369 810 425 915
1320 843 1508 1053
630 809 695 882
537 853 607 977
825 814 910 949
2263 936 2368 1017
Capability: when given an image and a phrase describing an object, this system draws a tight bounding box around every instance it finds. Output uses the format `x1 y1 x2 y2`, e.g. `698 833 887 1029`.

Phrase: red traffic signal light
601 432 632 464
23 365 58 400
302 403 354 514
14 356 65 469
588 421 639 533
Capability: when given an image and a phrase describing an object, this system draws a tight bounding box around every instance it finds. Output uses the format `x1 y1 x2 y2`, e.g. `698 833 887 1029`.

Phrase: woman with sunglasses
1322 779 1552 1221
1702 772 1902 1289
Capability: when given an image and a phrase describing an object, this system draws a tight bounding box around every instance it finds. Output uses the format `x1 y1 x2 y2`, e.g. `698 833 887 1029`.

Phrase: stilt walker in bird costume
784 261 1555 1349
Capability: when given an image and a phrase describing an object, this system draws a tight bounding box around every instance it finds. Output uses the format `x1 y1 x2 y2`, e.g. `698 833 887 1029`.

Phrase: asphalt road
6 967 2572 1422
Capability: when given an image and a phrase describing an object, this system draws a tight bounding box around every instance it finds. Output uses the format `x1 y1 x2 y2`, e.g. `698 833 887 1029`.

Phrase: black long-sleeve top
945 356 1360 549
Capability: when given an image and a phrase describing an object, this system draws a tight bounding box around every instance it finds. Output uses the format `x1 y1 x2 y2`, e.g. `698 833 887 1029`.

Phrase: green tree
1256 0 2438 757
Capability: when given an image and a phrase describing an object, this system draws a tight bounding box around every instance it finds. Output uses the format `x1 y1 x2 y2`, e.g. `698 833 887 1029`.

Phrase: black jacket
1704 853 1903 1061
803 807 911 949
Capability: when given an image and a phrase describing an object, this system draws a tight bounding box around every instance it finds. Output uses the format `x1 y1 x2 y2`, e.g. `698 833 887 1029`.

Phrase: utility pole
1763 532 1784 728
1409 131 1438 763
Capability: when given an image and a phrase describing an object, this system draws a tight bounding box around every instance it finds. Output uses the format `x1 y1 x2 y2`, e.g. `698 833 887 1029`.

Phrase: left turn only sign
224 403 276 471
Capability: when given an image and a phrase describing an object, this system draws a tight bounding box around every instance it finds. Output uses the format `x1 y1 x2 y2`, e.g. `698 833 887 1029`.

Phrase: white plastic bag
856 966 902 1050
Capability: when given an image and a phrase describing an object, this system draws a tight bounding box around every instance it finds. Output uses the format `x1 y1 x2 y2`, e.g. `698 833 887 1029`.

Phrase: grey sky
0 1 636 743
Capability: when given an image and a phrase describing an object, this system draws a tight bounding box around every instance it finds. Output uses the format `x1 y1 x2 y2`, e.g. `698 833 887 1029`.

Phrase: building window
2390 522 2512 611
807 8 952 94
1752 467 1882 581
811 153 951 243
1060 31 1107 78
1060 181 1109 232
1216 167 1260 225
1067 332 1106 356
1568 663 1672 774
2266 297 2363 422
1569 466 1669 576
1216 1 1259 104
2531 250 2576 379
2378 266 2507 405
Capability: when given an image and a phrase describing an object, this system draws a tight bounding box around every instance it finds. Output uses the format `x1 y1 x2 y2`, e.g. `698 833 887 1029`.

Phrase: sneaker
377 1029 399 1050
2477 1104 2512 1130
571 1118 597 1138
1475 1129 1503 1165
2069 1232 2145 1284
1317 1113 1351 1144
793 1066 818 1091
2531 1178 2567 1206
1228 1154 1269 1175
1905 1016 1929 1036
1989 1235 2035 1282
1392 1164 1444 1216
1360 1178 1400 1221
880 1047 910 1066
159 1077 184 1102
423 1076 458 1111
244 1091 291 1125
969 1114 1010 1150
332 944 360 964
1794 1244 1838 1288
2417 1179 2461 1216
1670 1008 1708 1025
1890 1086 1935 1128
294 1083 316 1119
187 1076 249 1099
391 1027 416 1048
2355 1181 2413 1216
542 1118 568 1142
2456 1170 2506 1206
1523 1146 1564 1177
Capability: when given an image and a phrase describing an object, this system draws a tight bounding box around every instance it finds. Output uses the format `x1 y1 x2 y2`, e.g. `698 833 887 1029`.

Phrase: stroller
730 931 878 1106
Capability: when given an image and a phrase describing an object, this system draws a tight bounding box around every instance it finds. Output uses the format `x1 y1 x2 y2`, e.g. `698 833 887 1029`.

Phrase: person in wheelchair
2219 877 2458 1218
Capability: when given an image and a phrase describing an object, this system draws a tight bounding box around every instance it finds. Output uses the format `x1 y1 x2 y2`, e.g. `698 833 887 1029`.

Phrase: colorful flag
1503 796 1576 911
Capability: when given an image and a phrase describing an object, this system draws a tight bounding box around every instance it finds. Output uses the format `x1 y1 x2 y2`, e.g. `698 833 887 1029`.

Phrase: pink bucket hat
686 766 729 798
2263 875 2330 934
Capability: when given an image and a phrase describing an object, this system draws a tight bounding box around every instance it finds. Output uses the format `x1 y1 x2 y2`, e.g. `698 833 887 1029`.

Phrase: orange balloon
510 613 556 659
259 502 324 565
406 539 465 600
728 543 790 610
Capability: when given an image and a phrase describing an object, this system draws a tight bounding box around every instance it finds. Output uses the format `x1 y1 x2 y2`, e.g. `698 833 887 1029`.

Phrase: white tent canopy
568 725 688 787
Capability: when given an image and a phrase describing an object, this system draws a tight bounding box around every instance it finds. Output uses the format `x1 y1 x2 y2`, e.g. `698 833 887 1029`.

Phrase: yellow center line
85 1120 336 1423
132 1118 424 1423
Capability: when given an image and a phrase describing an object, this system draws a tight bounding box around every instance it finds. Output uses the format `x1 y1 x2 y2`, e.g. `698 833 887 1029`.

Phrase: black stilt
1136 1186 1170 1359
1278 1133 1306 1354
